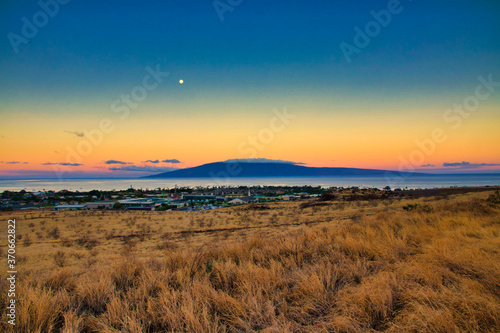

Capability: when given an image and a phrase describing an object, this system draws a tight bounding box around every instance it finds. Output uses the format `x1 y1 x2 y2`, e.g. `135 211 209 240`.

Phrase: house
167 201 188 209
228 198 245 205
228 196 256 205
240 196 257 203
54 204 87 211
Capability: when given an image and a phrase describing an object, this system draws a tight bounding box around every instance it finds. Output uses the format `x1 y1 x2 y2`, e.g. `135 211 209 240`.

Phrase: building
126 205 155 211
167 201 188 209
228 198 244 205
228 196 256 205
281 195 301 201
54 204 87 211
119 199 159 210
85 201 117 210
183 195 217 202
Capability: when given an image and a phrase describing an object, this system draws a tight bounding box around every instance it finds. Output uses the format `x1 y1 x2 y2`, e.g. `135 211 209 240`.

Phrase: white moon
179 79 184 84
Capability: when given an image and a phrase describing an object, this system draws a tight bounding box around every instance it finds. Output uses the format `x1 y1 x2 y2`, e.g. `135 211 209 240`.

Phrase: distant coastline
1 174 500 192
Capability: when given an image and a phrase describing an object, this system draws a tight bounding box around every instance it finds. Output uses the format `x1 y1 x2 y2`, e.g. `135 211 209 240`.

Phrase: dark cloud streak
443 161 500 168
64 131 84 137
109 165 177 172
224 158 306 165
42 162 82 167
105 160 131 165
162 159 181 164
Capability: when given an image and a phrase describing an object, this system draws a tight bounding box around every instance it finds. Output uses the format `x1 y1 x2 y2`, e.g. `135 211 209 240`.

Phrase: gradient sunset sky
1 0 499 178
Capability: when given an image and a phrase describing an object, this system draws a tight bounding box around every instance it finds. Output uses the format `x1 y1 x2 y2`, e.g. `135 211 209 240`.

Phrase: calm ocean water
1 174 500 192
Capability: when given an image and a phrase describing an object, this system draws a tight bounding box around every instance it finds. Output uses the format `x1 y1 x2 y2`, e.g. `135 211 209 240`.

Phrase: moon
179 79 184 84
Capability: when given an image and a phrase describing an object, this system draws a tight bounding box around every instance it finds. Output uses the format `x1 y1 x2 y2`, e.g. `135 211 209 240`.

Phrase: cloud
162 159 181 164
60 163 83 166
65 131 84 137
223 158 306 165
421 164 435 167
142 159 160 164
109 165 177 172
443 161 500 169
104 160 131 165
42 162 83 167
2 161 28 165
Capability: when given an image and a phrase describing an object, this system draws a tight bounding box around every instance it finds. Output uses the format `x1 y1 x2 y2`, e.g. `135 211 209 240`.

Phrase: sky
0 0 499 178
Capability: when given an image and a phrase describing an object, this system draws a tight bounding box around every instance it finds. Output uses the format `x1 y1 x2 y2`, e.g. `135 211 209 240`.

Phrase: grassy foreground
1 189 500 332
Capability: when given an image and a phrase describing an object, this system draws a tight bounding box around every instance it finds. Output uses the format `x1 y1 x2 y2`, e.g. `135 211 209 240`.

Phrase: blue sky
2 0 499 97
0 0 499 177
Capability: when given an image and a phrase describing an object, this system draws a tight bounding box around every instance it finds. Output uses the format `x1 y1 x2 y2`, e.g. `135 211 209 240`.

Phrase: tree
113 202 125 210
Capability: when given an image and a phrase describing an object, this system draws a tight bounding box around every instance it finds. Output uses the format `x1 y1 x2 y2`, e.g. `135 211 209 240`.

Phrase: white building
54 204 87 211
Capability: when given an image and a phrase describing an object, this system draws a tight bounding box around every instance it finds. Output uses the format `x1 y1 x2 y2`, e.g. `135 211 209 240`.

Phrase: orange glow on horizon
1 104 499 176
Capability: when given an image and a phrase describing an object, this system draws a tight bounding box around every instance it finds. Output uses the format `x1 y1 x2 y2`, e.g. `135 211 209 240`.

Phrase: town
0 185 326 211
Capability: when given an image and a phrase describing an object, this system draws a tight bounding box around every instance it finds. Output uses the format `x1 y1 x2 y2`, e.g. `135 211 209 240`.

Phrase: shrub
403 203 419 211
53 251 67 267
486 191 500 205
61 238 73 247
320 191 338 201
47 227 60 239
76 235 99 249
23 234 32 247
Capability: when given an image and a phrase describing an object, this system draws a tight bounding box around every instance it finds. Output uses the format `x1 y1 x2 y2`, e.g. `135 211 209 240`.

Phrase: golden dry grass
0 190 499 332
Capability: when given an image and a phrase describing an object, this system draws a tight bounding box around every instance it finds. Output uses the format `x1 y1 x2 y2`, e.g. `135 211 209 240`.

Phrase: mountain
145 162 416 178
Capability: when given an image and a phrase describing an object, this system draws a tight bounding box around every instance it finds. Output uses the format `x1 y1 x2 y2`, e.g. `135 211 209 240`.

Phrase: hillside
146 162 412 178
1 189 499 331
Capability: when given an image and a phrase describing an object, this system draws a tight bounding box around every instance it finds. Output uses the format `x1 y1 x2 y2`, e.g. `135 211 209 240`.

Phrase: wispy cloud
64 131 84 137
224 158 306 165
1 161 28 164
142 159 160 164
421 164 435 167
42 162 83 167
109 165 177 172
443 161 500 169
104 160 132 165
162 159 181 164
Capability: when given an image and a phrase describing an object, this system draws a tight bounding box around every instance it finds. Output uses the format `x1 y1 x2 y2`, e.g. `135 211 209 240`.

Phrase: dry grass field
1 188 499 332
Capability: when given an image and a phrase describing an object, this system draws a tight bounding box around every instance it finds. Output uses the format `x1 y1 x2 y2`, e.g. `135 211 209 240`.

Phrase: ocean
1 174 500 192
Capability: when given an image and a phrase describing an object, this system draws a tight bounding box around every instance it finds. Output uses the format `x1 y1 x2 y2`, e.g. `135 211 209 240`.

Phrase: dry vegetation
1 189 499 332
